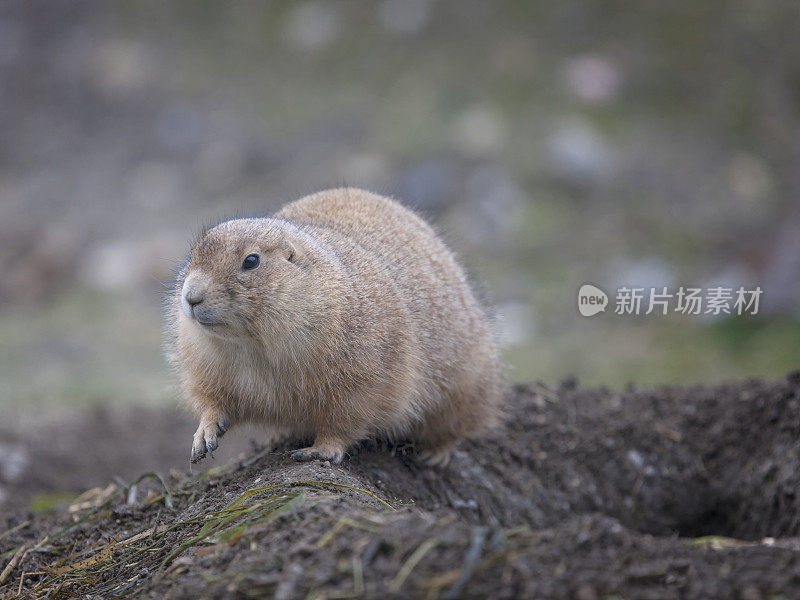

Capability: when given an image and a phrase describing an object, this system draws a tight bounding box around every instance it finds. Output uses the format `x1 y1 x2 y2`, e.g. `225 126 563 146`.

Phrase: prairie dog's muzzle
181 273 217 324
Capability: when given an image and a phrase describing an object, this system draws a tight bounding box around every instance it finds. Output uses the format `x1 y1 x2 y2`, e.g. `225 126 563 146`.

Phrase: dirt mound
2 375 800 599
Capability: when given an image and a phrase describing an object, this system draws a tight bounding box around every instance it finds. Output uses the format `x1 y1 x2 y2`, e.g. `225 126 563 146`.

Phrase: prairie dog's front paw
191 414 230 463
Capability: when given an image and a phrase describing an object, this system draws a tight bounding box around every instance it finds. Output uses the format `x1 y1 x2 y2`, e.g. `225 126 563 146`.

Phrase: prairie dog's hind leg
414 369 501 468
289 416 366 464
290 436 349 464
191 410 231 463
417 440 457 467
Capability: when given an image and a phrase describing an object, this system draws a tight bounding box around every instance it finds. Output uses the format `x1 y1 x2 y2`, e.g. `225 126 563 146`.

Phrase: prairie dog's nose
181 274 209 319
184 285 205 306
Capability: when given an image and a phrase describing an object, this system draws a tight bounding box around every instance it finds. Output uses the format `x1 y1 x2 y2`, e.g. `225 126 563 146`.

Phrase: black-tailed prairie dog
169 188 502 466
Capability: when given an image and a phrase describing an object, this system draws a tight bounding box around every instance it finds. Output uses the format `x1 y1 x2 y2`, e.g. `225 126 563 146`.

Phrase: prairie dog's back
276 188 488 374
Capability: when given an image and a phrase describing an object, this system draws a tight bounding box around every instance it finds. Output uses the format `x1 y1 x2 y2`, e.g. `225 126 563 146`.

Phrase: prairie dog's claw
417 444 455 468
190 414 229 463
218 416 230 434
191 444 206 463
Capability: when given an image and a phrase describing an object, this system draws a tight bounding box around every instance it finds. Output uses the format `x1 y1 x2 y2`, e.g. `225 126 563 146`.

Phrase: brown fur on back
170 188 502 465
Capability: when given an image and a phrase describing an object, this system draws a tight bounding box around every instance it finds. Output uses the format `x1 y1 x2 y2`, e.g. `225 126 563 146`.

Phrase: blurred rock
80 233 185 292
627 449 645 469
0 442 29 482
452 106 508 159
728 153 774 202
562 54 621 104
284 2 341 51
492 35 538 77
378 0 432 35
464 165 527 240
548 118 614 183
80 240 144 292
575 584 598 600
609 258 676 302
704 263 753 289
0 222 82 304
761 222 800 315
92 39 152 99
697 265 756 320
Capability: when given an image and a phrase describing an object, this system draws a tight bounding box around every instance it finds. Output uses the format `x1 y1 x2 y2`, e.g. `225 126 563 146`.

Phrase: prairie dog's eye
242 254 260 271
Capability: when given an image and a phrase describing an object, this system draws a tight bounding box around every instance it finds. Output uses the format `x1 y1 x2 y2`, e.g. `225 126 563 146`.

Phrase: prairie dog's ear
283 238 299 263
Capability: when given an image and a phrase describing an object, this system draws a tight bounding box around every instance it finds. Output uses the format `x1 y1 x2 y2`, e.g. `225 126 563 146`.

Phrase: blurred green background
1 0 799 425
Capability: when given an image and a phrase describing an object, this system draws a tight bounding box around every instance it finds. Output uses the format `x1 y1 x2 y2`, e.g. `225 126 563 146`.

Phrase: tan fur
168 188 502 466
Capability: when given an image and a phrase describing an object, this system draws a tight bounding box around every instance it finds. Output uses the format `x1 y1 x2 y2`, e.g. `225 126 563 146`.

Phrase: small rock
575 584 598 600
452 106 508 158
80 240 143 291
562 54 621 103
0 443 29 482
378 0 432 35
560 376 578 391
92 39 151 98
739 585 762 600
463 165 528 239
548 119 614 183
627 449 645 469
728 153 773 201
451 498 478 510
284 2 341 51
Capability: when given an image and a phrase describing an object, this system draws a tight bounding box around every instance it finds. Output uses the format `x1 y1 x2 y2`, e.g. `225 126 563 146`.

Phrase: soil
2 373 800 599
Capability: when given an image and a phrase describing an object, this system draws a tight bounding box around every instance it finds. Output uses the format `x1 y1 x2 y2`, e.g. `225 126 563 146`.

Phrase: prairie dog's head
176 218 323 342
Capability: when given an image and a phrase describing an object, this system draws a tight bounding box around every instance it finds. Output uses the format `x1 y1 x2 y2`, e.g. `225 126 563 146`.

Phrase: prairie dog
169 188 502 466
